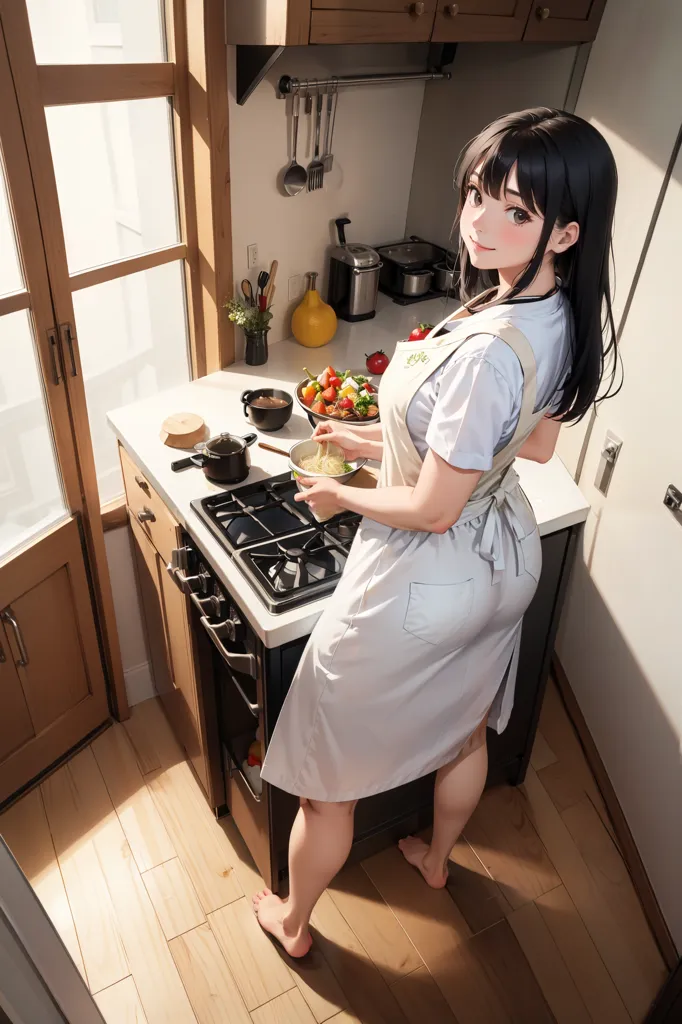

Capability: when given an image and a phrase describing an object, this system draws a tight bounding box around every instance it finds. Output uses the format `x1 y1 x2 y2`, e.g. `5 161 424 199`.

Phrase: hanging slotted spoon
307 90 324 191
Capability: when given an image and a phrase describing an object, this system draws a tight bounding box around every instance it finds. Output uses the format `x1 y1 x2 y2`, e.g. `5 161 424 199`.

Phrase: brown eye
466 185 482 206
506 207 530 225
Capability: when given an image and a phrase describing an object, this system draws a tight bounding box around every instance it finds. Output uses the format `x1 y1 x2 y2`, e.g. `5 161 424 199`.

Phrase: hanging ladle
283 85 307 197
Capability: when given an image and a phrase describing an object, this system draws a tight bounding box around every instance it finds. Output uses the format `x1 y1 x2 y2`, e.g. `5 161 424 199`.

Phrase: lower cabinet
129 512 211 795
0 518 109 805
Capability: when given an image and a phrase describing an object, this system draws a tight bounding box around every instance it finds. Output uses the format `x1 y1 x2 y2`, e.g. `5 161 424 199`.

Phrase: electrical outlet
247 243 258 270
288 274 303 301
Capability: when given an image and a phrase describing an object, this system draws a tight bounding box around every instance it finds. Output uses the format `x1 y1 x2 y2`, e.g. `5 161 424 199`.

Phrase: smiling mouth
470 237 495 252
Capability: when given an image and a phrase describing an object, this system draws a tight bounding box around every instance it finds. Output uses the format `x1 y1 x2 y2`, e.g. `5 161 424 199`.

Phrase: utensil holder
244 328 269 366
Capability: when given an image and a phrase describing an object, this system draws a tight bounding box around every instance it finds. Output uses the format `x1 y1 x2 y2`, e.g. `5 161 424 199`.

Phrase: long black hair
454 107 620 423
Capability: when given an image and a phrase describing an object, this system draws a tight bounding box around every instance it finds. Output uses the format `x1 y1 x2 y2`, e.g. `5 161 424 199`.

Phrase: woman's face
459 163 546 274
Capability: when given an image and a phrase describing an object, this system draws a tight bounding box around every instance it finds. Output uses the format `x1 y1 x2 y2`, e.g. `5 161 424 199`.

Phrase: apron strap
489 322 539 448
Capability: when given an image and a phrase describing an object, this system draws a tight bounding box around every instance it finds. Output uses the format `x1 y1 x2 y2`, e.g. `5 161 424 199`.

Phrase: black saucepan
171 432 257 483
240 388 293 431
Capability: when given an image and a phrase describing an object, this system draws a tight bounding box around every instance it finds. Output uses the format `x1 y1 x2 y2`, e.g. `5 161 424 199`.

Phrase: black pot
170 432 257 483
241 388 293 432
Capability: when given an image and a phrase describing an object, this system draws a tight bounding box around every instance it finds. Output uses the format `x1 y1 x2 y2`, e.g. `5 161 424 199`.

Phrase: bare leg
253 797 356 957
399 719 488 888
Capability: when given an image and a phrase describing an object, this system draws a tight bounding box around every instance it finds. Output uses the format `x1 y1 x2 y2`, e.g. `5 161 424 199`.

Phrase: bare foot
252 889 312 958
398 836 448 889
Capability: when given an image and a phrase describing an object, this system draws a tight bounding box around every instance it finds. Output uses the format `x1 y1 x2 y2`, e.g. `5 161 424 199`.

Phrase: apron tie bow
474 469 529 583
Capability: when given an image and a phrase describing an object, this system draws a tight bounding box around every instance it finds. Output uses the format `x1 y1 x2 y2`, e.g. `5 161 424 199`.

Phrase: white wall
405 42 578 250
556 0 682 949
227 45 428 347
554 0 682 476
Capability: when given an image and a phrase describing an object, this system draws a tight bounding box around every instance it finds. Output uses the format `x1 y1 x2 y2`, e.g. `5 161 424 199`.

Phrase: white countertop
108 294 589 648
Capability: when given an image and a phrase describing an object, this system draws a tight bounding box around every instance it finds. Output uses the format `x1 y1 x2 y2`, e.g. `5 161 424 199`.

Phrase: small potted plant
225 296 273 366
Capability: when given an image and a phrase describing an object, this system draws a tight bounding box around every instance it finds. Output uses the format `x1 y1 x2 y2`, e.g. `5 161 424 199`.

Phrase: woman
255 107 619 957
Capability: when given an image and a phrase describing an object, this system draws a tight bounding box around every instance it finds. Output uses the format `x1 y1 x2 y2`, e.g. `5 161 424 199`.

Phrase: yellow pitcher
291 271 337 348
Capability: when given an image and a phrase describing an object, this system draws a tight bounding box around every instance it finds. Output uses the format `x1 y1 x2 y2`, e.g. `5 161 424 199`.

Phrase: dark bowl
240 388 294 432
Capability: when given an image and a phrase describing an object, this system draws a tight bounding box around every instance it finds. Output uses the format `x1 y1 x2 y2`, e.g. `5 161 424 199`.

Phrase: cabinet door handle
444 3 459 14
137 507 156 523
410 2 426 15
536 6 550 19
1 608 29 667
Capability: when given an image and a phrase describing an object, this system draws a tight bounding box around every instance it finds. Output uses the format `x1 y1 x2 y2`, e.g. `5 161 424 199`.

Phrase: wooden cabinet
522 0 607 42
0 519 109 804
122 446 220 804
432 0 532 43
226 0 606 44
310 1 438 45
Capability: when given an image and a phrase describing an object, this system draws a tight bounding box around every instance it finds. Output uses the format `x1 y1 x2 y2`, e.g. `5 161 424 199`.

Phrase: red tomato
311 400 327 414
329 375 342 389
338 397 354 410
324 365 336 378
366 350 389 375
408 323 435 342
363 382 375 393
321 385 337 402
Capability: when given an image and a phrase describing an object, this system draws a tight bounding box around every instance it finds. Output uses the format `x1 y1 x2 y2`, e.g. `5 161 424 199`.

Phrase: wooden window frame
0 0 236 718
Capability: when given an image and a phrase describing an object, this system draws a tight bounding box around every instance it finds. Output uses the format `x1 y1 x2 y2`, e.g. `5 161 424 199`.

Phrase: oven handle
225 667 260 718
197 607 258 679
223 742 262 803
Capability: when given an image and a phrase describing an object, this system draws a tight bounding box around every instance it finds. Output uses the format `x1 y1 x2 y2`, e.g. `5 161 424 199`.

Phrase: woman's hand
312 421 368 461
294 477 345 519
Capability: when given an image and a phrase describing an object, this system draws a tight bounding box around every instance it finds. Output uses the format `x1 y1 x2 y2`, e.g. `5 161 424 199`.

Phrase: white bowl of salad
296 364 379 425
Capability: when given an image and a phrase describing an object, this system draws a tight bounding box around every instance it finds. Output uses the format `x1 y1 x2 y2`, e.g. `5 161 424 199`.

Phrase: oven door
191 592 275 889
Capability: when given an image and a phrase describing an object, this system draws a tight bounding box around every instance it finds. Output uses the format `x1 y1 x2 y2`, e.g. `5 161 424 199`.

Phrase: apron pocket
403 580 474 649
519 528 542 584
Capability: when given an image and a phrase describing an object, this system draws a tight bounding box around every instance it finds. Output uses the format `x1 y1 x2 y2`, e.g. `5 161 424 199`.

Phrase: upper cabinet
310 1 438 45
226 0 607 46
522 0 608 42
432 1 533 44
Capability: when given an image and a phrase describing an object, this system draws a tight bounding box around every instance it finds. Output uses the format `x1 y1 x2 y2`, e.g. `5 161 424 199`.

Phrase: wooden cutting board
346 465 379 489
160 412 208 449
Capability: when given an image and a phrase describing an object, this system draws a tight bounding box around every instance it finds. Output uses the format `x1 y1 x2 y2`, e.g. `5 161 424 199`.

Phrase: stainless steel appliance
327 217 381 322
433 260 458 293
170 471 580 892
376 236 457 305
401 268 433 297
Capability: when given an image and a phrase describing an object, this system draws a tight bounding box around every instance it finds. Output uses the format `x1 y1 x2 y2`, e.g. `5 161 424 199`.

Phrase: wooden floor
0 680 667 1024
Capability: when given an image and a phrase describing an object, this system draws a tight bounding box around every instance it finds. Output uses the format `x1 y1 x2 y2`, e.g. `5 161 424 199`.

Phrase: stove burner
250 533 346 594
190 473 361 613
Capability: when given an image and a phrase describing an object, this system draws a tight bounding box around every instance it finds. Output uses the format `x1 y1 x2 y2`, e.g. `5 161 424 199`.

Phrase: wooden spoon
258 441 290 457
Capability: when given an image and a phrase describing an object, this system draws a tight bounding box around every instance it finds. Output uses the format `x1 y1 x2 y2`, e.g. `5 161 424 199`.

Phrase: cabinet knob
536 6 550 19
134 474 150 492
410 2 426 15
444 3 459 14
137 506 156 523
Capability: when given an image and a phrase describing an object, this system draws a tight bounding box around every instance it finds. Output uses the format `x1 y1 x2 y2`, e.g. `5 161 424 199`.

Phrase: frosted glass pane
0 311 66 559
26 0 165 64
72 260 190 504
0 156 24 297
46 99 179 274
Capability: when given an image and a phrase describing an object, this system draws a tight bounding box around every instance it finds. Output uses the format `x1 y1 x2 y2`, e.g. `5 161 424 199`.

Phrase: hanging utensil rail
278 70 451 96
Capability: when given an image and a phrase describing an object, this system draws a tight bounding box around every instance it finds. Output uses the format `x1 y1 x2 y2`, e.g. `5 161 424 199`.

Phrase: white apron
261 297 549 802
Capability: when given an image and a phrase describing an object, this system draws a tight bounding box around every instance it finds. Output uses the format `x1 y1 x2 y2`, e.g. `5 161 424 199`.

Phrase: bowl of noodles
288 438 365 490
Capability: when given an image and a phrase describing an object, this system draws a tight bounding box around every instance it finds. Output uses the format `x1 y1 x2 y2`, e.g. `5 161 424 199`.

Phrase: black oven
178 516 578 893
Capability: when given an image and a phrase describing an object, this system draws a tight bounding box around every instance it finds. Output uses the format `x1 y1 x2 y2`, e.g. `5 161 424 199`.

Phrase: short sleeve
425 350 517 471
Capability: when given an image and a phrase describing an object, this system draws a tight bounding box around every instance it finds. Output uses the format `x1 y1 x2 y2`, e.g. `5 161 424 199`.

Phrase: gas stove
190 473 361 613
